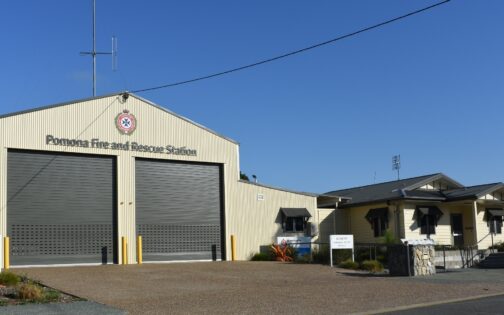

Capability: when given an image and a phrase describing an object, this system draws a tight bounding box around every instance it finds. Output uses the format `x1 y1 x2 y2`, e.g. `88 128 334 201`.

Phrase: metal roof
325 173 446 207
280 208 311 218
0 91 239 145
443 183 504 201
325 173 503 207
238 180 319 197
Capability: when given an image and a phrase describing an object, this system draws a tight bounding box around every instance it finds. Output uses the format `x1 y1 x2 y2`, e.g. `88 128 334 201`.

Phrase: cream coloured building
324 173 504 249
0 92 329 267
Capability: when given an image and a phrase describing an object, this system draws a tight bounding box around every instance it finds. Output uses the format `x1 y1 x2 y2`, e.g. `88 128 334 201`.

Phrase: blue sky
1 1 503 193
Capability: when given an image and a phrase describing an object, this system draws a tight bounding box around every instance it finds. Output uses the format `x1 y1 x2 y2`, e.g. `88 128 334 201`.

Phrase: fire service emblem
115 110 137 135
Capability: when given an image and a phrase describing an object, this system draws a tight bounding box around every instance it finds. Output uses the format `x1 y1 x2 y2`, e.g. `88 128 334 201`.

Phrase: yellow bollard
122 237 128 265
4 237 9 270
231 235 236 261
137 236 142 265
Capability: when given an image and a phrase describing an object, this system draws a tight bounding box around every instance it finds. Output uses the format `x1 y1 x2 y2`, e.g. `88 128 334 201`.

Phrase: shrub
17 283 43 301
250 252 273 261
0 271 20 286
489 242 504 252
312 245 330 264
270 244 295 262
338 259 359 270
383 229 397 245
42 289 60 302
294 253 311 264
360 260 384 273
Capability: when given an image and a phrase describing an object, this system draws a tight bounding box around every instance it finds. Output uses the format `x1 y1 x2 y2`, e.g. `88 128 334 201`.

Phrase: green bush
489 242 504 252
250 252 273 261
17 283 43 301
294 254 311 264
312 245 330 264
338 259 359 270
42 289 61 302
360 260 384 273
0 271 20 286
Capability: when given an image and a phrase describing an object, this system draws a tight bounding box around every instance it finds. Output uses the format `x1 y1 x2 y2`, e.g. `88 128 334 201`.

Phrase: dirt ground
13 262 504 315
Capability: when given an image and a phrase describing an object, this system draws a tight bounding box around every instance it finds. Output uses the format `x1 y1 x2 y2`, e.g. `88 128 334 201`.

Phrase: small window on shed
280 208 311 233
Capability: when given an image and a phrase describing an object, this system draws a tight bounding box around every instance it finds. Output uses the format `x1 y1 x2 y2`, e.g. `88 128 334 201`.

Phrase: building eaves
238 179 319 197
336 195 446 209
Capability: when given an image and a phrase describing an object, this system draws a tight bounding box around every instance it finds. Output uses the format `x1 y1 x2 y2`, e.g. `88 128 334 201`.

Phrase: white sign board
329 234 354 267
330 235 354 249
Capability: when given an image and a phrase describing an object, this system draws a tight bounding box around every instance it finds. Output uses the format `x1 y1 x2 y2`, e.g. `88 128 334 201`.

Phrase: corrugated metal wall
7 150 116 265
227 182 318 260
0 94 318 265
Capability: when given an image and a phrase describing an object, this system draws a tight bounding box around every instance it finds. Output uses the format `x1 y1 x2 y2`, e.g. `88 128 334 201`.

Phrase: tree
240 171 249 181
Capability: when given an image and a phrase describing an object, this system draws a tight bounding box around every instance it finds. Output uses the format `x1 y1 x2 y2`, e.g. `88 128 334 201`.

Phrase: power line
132 0 450 93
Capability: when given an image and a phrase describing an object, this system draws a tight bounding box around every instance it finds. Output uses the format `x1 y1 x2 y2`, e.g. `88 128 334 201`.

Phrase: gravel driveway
13 263 504 315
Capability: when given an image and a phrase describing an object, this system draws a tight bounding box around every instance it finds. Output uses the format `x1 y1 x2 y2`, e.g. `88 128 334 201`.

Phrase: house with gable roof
322 173 504 249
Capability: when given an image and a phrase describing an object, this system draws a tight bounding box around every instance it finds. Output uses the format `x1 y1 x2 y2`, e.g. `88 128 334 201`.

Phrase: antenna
392 155 401 180
80 0 117 96
112 36 118 71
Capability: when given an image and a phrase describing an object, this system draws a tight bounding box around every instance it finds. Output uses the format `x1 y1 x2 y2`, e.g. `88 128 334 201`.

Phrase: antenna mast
80 0 117 96
392 155 401 180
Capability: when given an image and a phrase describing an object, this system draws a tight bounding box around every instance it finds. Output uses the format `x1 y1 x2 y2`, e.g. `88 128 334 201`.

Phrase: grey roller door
136 159 223 261
7 150 116 265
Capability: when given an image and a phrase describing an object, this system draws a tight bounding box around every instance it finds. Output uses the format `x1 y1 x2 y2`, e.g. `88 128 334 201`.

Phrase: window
416 206 443 237
490 216 503 234
420 214 436 235
365 208 388 238
280 208 311 233
284 217 305 232
372 216 387 237
486 209 504 234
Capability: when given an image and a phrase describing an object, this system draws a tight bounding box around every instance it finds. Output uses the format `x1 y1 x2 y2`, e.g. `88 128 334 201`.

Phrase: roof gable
0 92 238 145
444 183 504 201
405 173 463 191
325 173 444 206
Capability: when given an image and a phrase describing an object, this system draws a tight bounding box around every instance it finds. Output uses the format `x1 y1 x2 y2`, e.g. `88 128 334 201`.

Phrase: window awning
365 208 388 223
415 206 443 221
280 208 311 218
487 209 504 217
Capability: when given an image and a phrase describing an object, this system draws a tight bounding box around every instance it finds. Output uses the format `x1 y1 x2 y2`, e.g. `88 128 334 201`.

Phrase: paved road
380 294 504 315
0 301 125 315
13 263 504 315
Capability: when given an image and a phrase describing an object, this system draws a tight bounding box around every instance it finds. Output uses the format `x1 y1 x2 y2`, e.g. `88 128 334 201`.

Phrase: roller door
136 159 223 261
7 150 116 265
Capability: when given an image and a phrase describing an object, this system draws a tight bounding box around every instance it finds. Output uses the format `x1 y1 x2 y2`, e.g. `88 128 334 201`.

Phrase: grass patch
338 259 359 270
250 252 273 261
360 260 384 273
0 271 20 286
17 283 43 301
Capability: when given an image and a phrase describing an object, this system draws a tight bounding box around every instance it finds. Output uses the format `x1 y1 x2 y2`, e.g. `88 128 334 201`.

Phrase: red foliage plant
271 243 294 262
